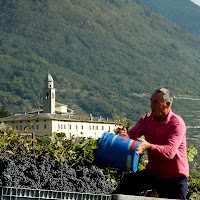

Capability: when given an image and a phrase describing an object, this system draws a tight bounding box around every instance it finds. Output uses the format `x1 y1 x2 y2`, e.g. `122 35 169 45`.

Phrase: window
102 126 104 130
93 126 95 130
108 126 110 132
20 121 22 123
82 125 84 129
16 126 18 130
36 125 39 129
46 92 49 99
64 125 66 129
20 125 23 130
61 124 63 129
69 124 71 129
44 124 47 129
58 124 60 129
12 121 14 124
52 93 54 99
89 126 91 130
76 125 78 130
96 126 98 130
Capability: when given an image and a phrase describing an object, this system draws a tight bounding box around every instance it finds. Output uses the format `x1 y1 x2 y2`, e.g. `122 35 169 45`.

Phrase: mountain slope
140 0 200 36
1 0 200 121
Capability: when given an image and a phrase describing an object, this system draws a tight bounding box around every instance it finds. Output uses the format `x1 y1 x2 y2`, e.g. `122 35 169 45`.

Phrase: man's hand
136 138 152 154
116 126 129 138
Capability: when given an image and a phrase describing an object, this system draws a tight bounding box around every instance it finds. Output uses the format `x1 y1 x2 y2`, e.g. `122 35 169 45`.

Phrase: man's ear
166 101 171 108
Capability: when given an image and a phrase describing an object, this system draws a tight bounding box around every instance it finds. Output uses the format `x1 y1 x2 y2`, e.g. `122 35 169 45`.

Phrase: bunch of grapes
0 155 115 194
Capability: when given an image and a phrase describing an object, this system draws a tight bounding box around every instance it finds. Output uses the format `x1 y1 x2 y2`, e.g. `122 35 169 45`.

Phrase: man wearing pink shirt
113 87 189 199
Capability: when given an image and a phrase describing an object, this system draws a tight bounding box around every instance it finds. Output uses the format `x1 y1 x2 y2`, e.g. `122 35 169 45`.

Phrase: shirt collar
151 109 172 124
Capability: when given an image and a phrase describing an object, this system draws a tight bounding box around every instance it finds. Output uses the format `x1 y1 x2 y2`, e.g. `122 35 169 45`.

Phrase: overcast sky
190 0 200 6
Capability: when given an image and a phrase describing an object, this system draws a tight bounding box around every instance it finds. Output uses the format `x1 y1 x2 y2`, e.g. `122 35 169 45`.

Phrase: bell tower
43 72 55 114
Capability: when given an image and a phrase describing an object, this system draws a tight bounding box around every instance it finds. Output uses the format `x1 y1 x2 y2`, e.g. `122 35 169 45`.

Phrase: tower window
46 93 49 99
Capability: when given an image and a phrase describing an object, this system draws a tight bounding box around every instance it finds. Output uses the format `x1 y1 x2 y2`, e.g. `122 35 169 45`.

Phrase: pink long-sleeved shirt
127 110 189 178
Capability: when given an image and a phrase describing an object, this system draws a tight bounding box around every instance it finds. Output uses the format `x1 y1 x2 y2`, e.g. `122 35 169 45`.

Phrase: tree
0 107 10 118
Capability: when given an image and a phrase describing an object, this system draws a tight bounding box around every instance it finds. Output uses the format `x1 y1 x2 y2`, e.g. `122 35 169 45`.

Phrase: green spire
45 72 54 81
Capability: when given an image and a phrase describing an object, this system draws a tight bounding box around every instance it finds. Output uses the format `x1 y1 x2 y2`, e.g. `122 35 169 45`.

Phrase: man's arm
117 116 148 154
117 129 152 154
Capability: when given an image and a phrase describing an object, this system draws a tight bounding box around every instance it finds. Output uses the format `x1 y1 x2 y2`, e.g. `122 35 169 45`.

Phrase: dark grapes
0 155 115 194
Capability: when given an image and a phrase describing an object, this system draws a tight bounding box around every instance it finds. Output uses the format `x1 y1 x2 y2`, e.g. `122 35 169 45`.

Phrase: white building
0 73 117 138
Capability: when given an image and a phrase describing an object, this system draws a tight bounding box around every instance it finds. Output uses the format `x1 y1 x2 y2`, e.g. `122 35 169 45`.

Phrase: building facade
0 73 117 138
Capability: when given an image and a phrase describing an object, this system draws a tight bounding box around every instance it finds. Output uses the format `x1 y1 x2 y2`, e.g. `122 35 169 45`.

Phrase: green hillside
1 0 200 122
140 0 200 36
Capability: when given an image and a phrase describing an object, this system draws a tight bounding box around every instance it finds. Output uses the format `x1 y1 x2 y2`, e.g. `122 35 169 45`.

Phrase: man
113 87 189 200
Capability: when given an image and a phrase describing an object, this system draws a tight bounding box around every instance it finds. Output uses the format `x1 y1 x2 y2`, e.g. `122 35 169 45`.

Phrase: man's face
150 92 169 121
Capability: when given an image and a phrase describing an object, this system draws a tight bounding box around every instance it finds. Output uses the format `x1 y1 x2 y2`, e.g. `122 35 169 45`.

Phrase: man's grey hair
154 87 173 106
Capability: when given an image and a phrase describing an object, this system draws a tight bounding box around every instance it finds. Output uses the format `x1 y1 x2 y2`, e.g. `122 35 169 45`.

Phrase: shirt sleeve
151 119 186 159
127 116 146 140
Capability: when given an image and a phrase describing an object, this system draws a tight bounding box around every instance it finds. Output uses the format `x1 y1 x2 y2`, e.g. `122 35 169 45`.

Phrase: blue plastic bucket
95 132 141 172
